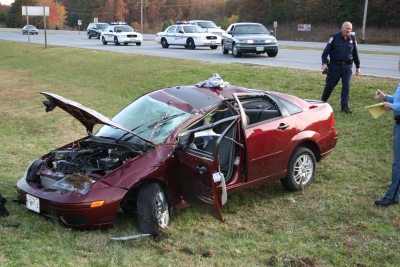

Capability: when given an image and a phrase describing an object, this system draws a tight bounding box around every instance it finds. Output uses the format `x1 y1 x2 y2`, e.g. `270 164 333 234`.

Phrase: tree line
1 0 399 33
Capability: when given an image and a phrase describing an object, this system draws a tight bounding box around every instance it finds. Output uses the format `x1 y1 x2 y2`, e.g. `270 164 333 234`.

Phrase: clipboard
365 103 386 119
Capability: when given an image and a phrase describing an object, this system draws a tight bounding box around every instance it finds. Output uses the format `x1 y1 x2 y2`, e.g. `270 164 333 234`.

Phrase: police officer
321 21 361 114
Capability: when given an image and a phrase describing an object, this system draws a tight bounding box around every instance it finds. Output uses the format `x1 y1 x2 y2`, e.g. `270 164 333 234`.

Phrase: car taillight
330 112 335 128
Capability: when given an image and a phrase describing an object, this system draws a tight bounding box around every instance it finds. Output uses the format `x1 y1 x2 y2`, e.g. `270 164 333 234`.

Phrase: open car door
174 115 239 222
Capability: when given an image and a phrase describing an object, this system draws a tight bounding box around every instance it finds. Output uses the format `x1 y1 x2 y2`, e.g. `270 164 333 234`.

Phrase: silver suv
87 22 109 39
188 20 225 36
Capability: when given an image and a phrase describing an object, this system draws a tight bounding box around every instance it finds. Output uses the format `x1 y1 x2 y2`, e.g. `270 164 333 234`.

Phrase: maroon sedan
16 75 338 235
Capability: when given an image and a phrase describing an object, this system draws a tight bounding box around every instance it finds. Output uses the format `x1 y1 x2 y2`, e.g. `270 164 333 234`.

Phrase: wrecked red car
16 75 338 235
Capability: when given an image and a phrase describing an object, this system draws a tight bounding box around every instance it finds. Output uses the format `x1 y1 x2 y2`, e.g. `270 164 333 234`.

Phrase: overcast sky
1 0 14 5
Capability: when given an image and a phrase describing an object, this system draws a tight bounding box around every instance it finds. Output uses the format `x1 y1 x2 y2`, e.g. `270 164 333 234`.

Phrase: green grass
0 41 399 267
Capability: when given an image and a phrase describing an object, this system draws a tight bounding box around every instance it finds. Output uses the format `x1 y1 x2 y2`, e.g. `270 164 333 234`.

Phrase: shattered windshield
95 95 192 145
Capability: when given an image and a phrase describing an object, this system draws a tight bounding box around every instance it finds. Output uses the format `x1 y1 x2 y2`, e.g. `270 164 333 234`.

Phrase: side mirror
227 31 232 35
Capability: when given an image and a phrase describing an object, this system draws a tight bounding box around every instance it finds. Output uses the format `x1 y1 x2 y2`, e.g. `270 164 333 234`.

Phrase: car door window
167 26 176 33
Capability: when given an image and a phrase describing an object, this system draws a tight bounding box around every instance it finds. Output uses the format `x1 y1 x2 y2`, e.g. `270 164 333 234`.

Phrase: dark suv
87 23 109 39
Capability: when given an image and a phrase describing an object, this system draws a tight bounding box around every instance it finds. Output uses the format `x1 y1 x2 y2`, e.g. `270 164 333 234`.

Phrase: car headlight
53 176 97 195
236 40 253 44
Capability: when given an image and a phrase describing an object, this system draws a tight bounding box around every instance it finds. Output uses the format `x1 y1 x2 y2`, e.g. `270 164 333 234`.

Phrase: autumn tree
36 0 67 29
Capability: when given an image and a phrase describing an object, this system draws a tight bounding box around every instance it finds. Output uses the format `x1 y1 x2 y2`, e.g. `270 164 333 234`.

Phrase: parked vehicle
222 22 278 58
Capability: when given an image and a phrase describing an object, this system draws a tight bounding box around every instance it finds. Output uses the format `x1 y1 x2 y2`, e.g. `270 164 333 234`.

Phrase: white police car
155 21 221 50
101 22 143 46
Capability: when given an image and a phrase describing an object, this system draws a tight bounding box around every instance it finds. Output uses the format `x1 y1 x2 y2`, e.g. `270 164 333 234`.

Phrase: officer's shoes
341 106 353 114
375 197 398 207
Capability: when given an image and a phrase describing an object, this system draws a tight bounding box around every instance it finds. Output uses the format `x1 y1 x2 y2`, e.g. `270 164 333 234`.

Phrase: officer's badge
328 37 333 44
350 40 353 43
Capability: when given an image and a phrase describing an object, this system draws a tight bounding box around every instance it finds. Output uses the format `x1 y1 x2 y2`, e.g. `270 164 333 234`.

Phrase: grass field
0 41 399 267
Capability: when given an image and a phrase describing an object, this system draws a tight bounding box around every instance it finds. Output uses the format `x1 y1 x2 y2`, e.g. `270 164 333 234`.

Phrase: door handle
277 123 290 130
196 166 207 174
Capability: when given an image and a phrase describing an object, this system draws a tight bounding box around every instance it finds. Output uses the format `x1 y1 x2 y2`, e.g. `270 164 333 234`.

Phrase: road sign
78 20 82 25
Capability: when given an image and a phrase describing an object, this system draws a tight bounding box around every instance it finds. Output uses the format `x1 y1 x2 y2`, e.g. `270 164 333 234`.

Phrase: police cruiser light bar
176 21 195 25
110 22 128 25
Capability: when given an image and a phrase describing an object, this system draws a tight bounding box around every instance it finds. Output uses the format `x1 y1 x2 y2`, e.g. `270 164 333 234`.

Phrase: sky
1 0 14 6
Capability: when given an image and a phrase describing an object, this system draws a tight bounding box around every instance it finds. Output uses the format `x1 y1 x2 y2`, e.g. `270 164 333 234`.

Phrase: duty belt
394 116 400 124
330 59 353 66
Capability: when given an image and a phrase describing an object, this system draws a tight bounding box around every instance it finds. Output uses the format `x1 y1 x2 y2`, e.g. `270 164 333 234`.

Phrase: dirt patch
269 254 319 267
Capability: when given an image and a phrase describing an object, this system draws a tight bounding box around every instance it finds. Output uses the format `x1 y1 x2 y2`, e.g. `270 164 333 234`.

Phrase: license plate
211 41 216 44
130 39 136 42
26 194 40 213
256 47 264 51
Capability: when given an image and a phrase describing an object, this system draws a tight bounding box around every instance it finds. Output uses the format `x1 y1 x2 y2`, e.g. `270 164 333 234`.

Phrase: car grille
206 36 218 40
127 34 138 38
61 215 87 226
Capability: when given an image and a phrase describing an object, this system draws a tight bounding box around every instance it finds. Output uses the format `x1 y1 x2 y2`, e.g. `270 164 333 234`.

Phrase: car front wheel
161 38 169 48
210 45 218 49
87 33 91 39
102 37 107 45
187 39 196 49
97 33 100 39
281 147 316 191
114 37 120 46
232 44 242 58
136 42 141 46
222 42 229 54
137 183 170 236
267 50 278 57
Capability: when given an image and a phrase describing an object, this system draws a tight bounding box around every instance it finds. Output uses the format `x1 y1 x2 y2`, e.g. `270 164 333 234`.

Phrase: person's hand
383 102 392 111
376 89 386 101
355 68 360 76
321 64 328 71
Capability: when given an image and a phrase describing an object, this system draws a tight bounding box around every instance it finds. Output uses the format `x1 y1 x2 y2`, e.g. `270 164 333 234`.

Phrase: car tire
137 182 170 236
267 50 278 57
87 33 91 39
210 45 218 49
102 37 107 45
280 147 316 191
232 43 242 58
136 42 141 46
222 42 229 54
187 39 196 50
97 33 100 39
161 38 169 48
114 37 120 46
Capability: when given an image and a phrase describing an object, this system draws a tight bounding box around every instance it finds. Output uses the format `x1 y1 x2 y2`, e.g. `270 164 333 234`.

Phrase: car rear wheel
114 37 120 46
187 39 196 49
102 37 107 45
136 42 141 46
137 182 170 236
161 38 169 48
96 33 100 39
210 45 218 49
281 147 316 191
222 42 229 54
267 50 278 57
232 44 242 58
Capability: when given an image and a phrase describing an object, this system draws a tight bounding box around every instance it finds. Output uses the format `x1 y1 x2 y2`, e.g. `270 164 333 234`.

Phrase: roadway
0 28 399 79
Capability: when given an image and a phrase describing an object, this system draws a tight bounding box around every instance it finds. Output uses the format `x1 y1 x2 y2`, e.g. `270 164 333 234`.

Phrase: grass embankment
0 41 399 267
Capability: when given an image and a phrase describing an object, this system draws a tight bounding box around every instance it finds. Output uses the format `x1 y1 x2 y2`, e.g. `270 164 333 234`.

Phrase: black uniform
321 31 360 109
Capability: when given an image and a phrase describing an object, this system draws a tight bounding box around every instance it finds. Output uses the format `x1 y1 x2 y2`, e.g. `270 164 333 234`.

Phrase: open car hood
40 92 154 145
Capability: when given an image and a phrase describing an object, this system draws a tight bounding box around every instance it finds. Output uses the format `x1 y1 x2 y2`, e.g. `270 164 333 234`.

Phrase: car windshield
114 26 135 32
96 24 108 29
183 25 205 33
234 25 270 34
95 95 192 145
196 21 218 28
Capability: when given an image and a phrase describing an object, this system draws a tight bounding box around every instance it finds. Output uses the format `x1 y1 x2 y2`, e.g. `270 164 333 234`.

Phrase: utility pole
137 1 147 33
361 0 368 44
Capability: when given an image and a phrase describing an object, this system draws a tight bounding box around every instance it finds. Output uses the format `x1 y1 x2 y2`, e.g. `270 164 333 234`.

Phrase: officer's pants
385 123 400 202
321 64 353 108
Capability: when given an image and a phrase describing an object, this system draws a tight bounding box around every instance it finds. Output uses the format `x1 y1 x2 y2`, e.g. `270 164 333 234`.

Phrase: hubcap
293 155 313 185
155 190 169 228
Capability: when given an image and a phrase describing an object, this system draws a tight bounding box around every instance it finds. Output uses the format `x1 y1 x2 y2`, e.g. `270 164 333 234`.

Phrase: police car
155 21 221 50
101 22 143 46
